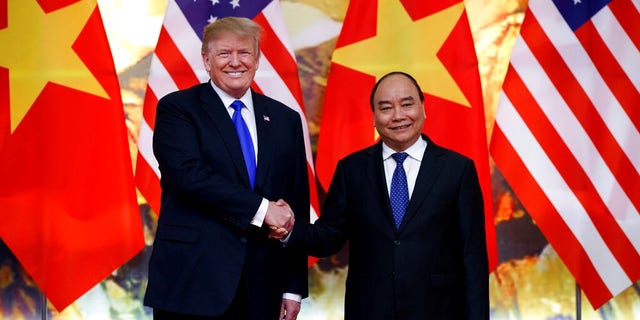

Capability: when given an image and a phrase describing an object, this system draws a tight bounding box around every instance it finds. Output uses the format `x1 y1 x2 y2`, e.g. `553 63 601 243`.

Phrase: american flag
490 0 639 309
135 0 319 223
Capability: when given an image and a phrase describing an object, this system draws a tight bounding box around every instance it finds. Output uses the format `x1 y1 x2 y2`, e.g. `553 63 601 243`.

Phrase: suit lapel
252 93 272 189
398 136 443 232
199 83 252 187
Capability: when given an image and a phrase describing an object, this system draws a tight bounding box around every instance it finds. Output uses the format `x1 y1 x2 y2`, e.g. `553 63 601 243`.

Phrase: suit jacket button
240 237 248 243
394 240 401 246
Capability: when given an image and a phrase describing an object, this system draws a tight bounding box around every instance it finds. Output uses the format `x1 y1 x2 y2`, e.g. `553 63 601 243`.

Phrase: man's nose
229 52 241 65
392 106 405 119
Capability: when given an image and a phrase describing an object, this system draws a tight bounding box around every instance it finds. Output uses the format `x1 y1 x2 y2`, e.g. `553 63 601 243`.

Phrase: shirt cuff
280 228 292 245
282 293 302 302
250 198 269 227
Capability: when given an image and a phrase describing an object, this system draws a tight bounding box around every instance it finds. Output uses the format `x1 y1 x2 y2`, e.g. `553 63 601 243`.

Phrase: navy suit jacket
144 82 309 317
288 135 489 319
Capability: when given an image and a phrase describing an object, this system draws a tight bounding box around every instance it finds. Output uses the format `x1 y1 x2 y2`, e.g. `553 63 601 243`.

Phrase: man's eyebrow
376 96 415 105
400 96 415 102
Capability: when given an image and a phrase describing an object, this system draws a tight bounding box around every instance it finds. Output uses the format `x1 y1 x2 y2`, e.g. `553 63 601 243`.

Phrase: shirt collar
382 137 427 161
209 81 254 113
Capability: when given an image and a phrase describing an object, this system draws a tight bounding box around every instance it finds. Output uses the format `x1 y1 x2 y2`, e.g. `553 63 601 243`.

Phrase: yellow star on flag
0 0 109 133
331 0 470 108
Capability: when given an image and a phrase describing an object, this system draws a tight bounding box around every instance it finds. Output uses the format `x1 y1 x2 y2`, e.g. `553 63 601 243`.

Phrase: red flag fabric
490 0 640 309
0 0 143 311
134 0 320 227
315 0 497 271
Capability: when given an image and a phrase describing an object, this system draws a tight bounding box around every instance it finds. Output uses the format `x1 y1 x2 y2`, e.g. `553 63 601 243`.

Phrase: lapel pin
263 115 270 122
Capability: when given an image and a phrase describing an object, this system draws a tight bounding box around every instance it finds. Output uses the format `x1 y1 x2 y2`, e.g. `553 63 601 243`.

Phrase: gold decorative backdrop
0 0 638 319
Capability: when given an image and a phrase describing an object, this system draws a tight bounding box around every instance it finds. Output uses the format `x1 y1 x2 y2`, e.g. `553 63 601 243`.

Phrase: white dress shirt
381 137 427 199
210 83 300 302
209 83 269 227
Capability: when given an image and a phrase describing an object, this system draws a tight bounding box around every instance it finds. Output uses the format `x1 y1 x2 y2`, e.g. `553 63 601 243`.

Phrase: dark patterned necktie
390 152 409 228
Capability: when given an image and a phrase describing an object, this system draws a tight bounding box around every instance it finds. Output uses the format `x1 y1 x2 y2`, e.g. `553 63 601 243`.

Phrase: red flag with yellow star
315 0 497 270
0 0 143 311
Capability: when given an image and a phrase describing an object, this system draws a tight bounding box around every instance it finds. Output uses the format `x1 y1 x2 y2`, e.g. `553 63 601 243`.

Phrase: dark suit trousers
153 267 250 320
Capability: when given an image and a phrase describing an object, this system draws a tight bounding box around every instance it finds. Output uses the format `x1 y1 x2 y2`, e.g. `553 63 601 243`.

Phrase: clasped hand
265 199 294 240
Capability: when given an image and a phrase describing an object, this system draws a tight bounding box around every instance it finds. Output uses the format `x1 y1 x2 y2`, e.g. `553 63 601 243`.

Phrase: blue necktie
230 100 256 189
390 152 409 228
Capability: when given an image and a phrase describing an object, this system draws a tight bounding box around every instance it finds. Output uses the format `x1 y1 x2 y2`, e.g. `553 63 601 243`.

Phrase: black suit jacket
288 135 488 319
144 82 309 317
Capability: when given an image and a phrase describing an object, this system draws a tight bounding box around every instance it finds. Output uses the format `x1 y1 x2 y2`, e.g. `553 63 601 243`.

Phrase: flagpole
41 291 47 320
575 282 582 320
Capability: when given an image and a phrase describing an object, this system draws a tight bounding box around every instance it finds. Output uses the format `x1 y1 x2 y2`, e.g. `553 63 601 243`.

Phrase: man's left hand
280 298 301 320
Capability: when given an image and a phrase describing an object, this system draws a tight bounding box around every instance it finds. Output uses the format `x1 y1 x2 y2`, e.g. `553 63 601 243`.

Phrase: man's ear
201 53 211 72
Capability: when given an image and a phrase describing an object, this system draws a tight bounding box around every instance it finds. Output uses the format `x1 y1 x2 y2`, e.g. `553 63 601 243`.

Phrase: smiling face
202 31 259 99
372 73 426 152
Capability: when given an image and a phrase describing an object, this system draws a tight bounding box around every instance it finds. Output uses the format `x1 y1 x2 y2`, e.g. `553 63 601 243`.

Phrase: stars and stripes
490 0 639 309
135 0 320 224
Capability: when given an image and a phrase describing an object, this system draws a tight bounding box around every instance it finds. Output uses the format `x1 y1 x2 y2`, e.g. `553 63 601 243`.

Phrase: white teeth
227 72 243 77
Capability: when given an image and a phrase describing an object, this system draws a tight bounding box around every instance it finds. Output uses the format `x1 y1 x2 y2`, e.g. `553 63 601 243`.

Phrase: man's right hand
265 199 294 239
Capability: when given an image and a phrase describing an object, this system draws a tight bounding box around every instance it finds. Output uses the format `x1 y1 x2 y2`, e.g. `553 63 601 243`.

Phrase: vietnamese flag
315 0 497 271
0 0 143 311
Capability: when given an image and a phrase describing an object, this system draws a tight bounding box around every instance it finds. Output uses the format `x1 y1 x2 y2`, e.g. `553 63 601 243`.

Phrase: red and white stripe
135 0 319 222
490 0 640 308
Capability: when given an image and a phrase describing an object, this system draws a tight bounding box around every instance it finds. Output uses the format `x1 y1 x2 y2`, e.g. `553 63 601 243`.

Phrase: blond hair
201 17 262 56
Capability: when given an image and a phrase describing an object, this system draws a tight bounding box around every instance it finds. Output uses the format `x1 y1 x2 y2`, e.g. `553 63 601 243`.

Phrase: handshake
265 199 295 240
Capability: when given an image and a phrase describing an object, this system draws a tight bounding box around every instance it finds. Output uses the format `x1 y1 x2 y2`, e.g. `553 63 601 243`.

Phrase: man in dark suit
279 72 489 319
144 17 309 320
